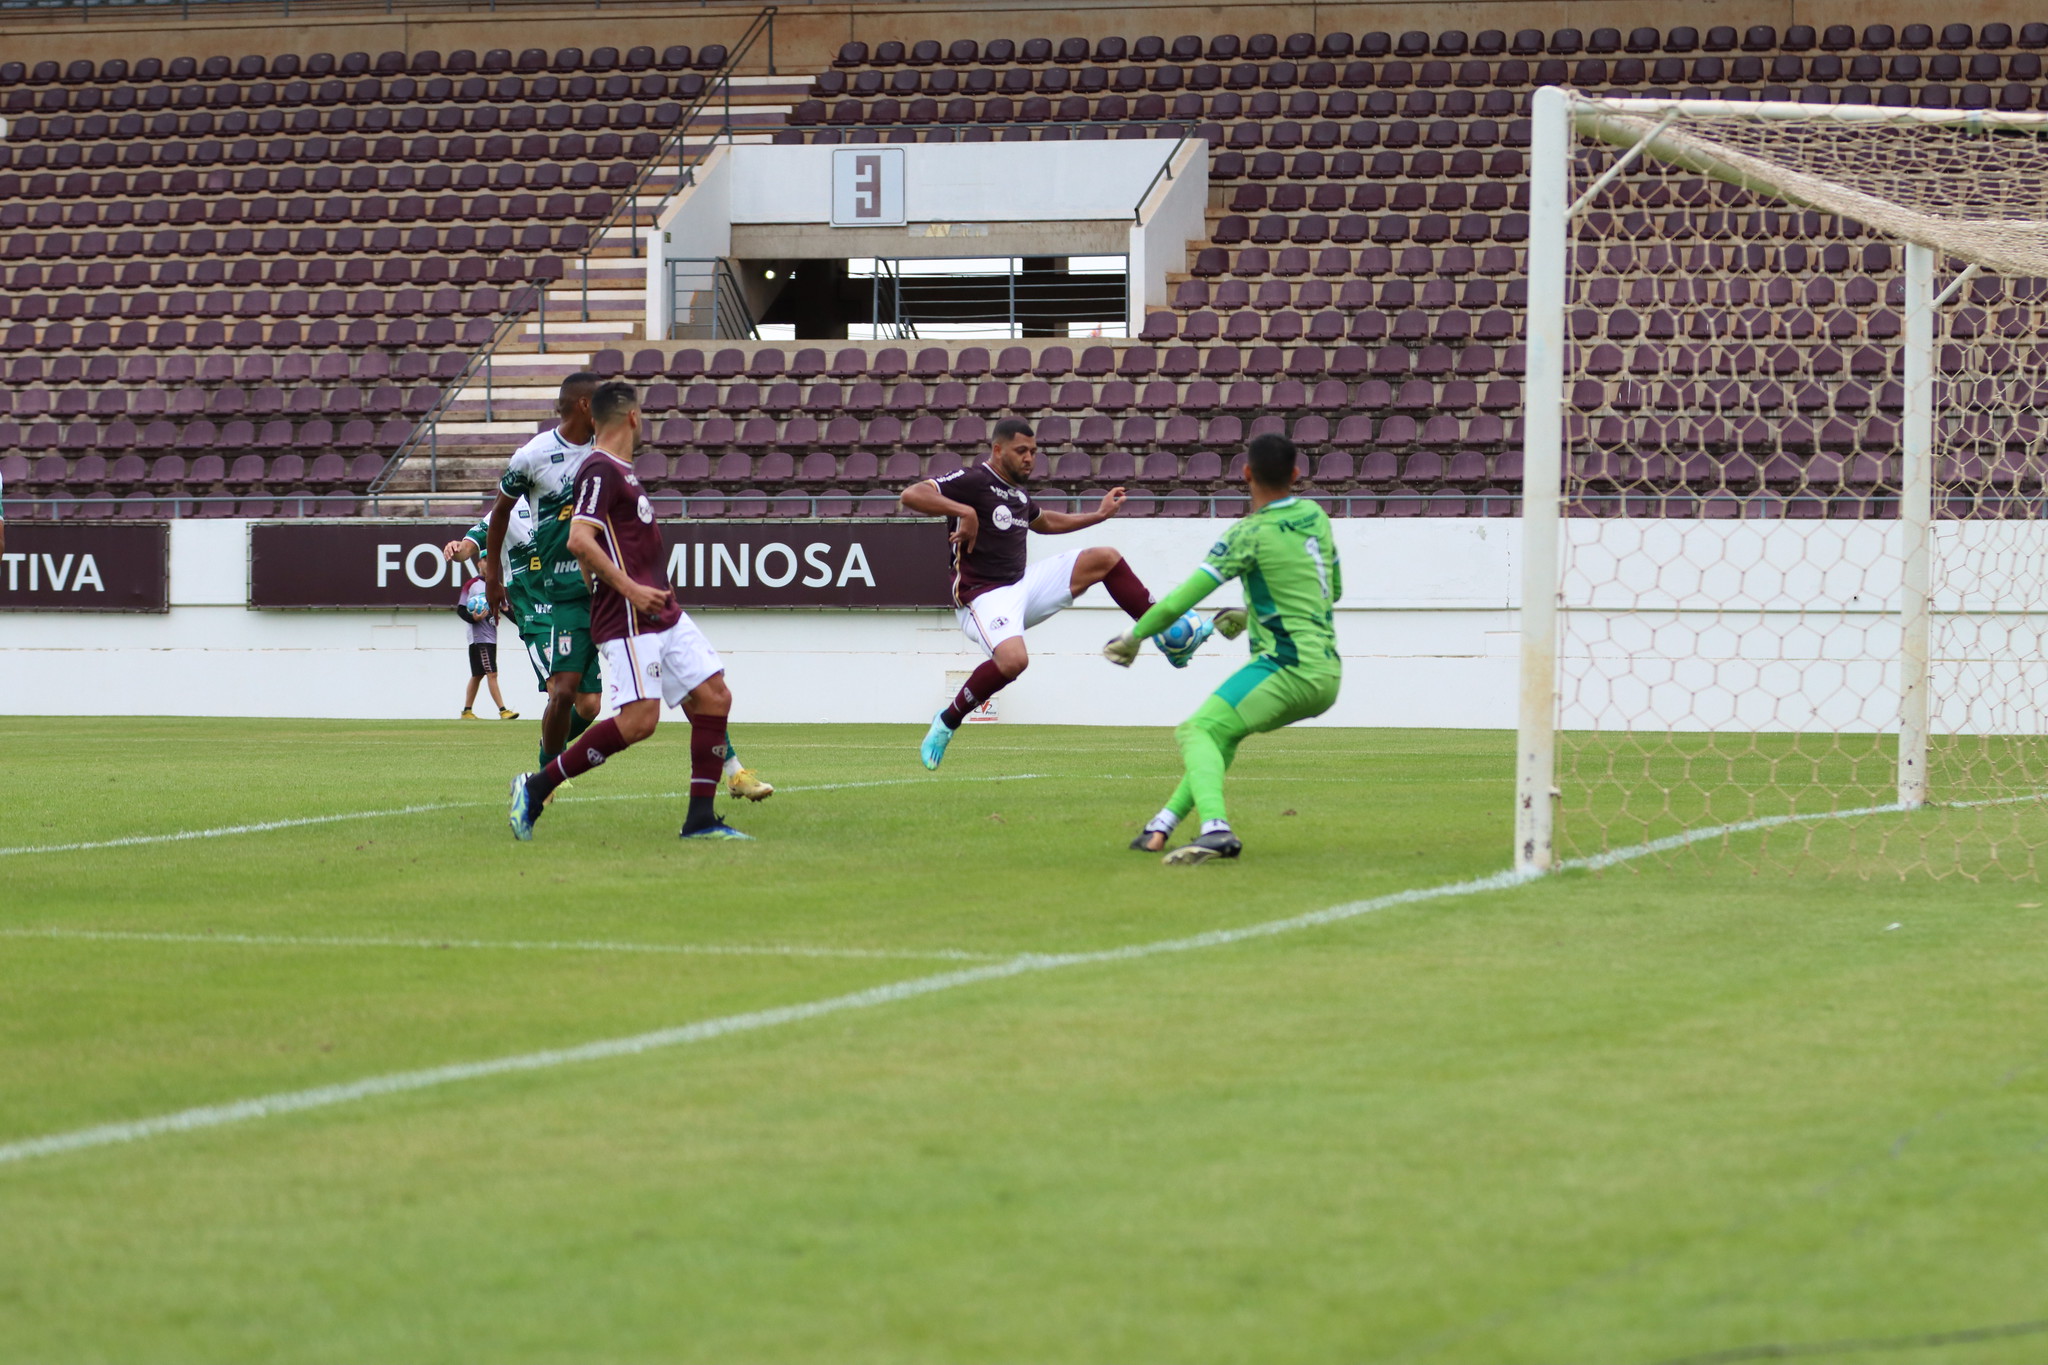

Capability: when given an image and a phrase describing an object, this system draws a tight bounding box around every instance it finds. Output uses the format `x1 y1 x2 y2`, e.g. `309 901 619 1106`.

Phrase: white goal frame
1514 88 2048 873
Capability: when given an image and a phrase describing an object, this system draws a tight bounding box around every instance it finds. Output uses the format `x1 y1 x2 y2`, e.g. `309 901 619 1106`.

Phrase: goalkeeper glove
1103 632 1141 668
1213 607 1249 640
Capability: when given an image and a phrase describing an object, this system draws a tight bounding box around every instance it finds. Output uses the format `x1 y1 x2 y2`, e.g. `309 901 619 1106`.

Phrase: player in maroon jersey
507 381 750 842
899 417 1217 769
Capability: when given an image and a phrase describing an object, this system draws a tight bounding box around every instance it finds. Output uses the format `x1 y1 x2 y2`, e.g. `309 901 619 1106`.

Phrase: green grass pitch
3 716 2048 1364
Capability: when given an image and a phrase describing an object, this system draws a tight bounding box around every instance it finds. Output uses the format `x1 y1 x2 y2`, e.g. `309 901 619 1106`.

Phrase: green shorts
527 619 601 694
1212 656 1342 735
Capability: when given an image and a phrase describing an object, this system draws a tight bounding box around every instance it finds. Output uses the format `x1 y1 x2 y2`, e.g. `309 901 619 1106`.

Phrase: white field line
0 774 1053 860
0 929 1006 963
6 792 2040 1168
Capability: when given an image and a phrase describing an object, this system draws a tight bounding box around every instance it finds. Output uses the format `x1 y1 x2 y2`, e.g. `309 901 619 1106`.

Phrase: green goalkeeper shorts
1212 656 1342 735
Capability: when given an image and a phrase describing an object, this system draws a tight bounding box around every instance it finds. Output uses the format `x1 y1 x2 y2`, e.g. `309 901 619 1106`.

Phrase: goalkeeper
1104 434 1342 865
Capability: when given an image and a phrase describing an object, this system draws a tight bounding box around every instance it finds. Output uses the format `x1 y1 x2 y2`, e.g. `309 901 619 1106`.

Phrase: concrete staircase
376 76 801 505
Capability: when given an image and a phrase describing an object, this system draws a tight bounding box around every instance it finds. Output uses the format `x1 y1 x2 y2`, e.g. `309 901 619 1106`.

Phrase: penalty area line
8 794 2007 1169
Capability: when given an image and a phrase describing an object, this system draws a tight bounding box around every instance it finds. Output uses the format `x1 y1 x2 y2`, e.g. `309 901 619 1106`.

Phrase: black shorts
467 642 498 678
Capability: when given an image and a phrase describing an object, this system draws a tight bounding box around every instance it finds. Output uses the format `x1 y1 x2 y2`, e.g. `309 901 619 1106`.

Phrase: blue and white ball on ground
1153 609 1211 669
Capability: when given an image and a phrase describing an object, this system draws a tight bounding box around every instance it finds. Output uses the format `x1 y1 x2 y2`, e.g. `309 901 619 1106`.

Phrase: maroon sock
530 716 631 799
1099 556 1154 620
681 710 728 831
941 659 1013 729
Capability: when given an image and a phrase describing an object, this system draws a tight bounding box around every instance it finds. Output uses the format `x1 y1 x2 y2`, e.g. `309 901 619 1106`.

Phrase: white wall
726 140 1182 226
650 143 736 339
0 518 1520 724
13 516 2046 732
1126 138 1209 331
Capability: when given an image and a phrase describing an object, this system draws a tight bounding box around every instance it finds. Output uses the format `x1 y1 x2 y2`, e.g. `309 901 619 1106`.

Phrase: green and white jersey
1200 496 1343 670
464 497 541 631
496 425 596 607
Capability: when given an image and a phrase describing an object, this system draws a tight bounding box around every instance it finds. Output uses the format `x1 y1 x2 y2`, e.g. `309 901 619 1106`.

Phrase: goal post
1516 87 2048 878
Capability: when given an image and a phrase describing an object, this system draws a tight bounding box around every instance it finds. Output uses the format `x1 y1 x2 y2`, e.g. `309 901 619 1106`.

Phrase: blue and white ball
1157 612 1202 655
461 581 490 621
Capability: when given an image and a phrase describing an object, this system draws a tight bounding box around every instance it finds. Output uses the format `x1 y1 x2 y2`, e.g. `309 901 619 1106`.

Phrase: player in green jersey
1105 433 1342 865
484 374 605 770
447 497 551 692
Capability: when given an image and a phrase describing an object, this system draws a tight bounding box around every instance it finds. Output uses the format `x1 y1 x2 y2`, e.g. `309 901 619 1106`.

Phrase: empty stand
8 20 2047 518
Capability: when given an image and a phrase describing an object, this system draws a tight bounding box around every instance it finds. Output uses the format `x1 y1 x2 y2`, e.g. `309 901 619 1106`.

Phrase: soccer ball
1153 610 1209 668
461 582 490 622
1157 611 1202 655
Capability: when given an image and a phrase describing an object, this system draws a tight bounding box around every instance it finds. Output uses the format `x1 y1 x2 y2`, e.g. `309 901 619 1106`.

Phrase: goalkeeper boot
920 711 956 771
679 816 754 841
727 767 775 802
1154 610 1216 669
507 774 545 842
1163 827 1243 866
1212 607 1250 640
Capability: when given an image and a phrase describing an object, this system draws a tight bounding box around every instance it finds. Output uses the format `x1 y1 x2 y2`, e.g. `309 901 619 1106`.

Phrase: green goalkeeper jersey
1199 496 1342 670
463 499 541 630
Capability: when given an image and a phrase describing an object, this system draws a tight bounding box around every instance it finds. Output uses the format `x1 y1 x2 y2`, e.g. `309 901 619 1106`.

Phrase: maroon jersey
931 462 1041 606
568 449 680 642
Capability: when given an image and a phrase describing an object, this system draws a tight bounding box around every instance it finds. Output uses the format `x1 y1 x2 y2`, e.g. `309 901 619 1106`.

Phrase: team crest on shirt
991 505 1015 531
636 495 654 523
646 660 661 679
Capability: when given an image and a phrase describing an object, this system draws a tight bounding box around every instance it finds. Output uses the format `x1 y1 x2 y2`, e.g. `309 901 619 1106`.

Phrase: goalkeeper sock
1145 808 1180 836
530 718 629 800
941 659 1011 729
1100 556 1154 620
1201 819 1233 836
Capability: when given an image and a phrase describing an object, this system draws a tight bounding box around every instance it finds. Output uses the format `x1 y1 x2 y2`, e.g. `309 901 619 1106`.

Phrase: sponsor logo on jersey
636 495 654 523
991 505 1015 531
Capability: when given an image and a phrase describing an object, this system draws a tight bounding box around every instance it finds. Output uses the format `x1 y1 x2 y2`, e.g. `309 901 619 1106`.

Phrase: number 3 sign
831 147 906 226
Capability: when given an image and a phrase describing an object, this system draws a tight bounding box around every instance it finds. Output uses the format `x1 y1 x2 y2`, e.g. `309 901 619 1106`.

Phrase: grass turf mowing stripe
11 793 2039 1171
0 774 1053 859
0 928 1006 963
0 866 1525 1169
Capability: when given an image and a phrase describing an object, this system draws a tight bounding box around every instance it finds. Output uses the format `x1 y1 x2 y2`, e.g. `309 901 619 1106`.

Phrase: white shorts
957 547 1082 655
599 613 724 712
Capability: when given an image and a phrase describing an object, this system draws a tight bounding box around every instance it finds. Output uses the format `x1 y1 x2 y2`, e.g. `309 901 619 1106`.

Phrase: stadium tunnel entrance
646 138 1206 342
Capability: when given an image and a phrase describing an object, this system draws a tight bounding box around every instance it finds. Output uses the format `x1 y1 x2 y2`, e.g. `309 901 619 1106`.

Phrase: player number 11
1304 535 1330 602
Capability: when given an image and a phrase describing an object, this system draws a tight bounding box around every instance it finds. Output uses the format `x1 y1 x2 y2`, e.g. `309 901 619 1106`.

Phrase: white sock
723 754 743 777
1144 808 1180 836
1201 819 1232 836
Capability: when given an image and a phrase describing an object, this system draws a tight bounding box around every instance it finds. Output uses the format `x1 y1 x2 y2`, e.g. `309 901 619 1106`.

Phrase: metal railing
366 6 773 509
1 490 1526 521
666 258 759 339
2 0 773 21
862 257 1128 341
867 257 908 339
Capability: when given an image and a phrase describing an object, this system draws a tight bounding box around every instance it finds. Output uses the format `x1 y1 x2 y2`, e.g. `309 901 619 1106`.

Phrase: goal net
1516 91 2048 879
